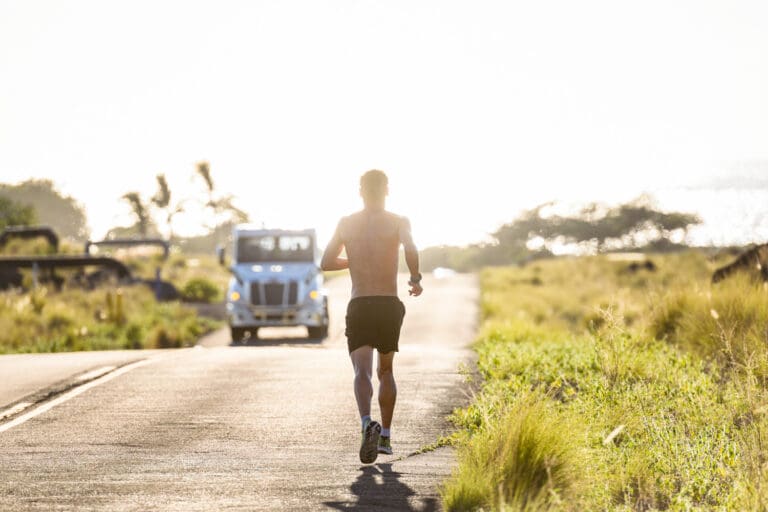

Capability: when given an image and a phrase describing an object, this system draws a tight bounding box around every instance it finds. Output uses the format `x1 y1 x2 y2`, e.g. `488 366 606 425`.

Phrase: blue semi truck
224 226 329 341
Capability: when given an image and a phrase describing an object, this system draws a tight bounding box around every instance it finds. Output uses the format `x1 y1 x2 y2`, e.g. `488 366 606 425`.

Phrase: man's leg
377 351 396 429
350 345 374 419
351 345 381 463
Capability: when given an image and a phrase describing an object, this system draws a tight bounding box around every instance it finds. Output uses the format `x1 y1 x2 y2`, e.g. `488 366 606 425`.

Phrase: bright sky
1 0 767 247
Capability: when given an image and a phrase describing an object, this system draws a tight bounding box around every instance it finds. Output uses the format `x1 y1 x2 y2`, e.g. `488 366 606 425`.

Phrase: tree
106 161 248 247
0 180 88 240
0 196 37 231
194 161 248 229
493 196 701 254
151 174 171 210
150 174 184 240
121 192 151 238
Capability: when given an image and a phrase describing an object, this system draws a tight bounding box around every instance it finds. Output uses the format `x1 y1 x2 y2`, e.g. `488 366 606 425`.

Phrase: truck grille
250 281 299 306
264 283 283 305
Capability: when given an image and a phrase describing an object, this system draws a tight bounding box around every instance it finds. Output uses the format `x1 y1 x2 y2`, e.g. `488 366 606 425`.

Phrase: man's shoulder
340 211 363 226
337 212 364 237
342 210 409 228
388 212 411 229
382 210 408 223
343 209 405 220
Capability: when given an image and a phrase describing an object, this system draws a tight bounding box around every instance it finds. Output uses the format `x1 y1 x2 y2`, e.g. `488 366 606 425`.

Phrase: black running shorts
345 296 406 354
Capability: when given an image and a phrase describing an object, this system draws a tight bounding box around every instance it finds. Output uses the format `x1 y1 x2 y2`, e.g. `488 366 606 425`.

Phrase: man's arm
321 220 349 271
399 217 422 297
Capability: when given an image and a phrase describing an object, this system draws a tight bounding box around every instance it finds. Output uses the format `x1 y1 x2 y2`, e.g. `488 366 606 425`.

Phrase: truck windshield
237 235 314 263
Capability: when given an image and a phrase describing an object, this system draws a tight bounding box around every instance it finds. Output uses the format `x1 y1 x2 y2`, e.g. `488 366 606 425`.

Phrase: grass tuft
444 394 579 511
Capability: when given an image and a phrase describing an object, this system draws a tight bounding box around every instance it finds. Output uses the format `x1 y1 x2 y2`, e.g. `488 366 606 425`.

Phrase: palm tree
151 174 184 240
194 161 249 228
121 192 149 237
151 174 171 210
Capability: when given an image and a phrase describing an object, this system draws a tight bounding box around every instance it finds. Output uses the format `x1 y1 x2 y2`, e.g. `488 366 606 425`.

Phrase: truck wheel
307 326 328 339
231 327 246 343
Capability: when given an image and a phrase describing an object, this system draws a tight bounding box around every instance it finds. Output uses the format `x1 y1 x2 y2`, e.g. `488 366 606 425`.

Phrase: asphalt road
0 273 478 511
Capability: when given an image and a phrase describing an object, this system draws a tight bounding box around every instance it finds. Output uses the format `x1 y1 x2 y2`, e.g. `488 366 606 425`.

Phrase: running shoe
359 419 381 464
377 435 392 455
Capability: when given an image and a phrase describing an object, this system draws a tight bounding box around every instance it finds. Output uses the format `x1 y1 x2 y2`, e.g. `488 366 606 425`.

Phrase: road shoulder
0 350 163 410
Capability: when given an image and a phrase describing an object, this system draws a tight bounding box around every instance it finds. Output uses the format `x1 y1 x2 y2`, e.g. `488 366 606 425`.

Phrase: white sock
361 415 371 429
381 428 390 437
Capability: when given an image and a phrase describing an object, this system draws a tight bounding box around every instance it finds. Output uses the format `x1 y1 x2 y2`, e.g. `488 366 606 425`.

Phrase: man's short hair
360 169 388 197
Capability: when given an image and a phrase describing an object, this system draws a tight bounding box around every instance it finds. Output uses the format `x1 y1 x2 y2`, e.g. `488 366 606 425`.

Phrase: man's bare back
334 209 414 298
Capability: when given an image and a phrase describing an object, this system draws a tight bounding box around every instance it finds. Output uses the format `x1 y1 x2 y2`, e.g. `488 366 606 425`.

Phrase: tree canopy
493 196 701 254
194 160 248 231
0 180 88 240
0 196 37 231
119 192 155 238
417 196 702 272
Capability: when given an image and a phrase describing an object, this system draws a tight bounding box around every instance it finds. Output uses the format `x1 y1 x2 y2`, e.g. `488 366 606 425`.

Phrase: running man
321 169 423 464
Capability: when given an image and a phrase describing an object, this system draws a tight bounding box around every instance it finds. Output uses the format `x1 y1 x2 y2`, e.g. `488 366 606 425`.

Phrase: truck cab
225 226 329 341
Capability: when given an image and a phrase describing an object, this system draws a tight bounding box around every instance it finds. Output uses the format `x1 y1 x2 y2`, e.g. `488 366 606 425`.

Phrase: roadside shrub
122 322 144 349
649 274 768 378
443 395 580 511
45 311 75 331
169 254 187 268
29 288 47 313
156 254 229 296
146 325 180 348
181 277 221 303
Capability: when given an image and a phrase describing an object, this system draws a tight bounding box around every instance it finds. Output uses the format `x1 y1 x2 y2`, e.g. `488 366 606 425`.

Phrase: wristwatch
408 273 422 285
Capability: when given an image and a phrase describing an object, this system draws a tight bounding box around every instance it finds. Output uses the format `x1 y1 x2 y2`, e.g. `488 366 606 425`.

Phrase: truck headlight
230 291 241 302
309 290 320 300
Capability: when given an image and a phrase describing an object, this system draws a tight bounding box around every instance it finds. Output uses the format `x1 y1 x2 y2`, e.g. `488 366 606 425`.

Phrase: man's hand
408 277 423 297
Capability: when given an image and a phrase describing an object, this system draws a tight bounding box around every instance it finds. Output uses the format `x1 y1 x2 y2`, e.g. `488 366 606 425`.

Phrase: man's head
360 169 388 206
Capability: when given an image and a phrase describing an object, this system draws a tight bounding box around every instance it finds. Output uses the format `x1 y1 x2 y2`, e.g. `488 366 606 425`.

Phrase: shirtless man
321 169 423 464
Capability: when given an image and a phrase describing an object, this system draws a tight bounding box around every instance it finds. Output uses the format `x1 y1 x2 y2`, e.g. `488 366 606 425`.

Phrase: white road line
0 358 155 434
0 402 33 421
76 365 116 382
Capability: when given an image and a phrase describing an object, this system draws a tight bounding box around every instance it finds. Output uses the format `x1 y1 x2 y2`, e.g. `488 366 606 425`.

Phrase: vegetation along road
0 272 478 511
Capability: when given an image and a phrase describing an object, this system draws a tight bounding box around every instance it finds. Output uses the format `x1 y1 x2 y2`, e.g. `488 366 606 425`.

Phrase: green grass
443 251 768 511
0 242 226 353
0 285 220 353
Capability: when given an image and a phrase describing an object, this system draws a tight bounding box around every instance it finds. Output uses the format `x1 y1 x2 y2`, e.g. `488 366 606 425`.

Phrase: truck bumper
226 301 327 328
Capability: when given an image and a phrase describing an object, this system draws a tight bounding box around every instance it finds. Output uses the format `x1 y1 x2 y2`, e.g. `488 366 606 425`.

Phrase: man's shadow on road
324 463 438 512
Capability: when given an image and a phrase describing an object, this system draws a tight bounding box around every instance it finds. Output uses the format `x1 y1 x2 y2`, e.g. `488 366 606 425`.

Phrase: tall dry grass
444 394 581 511
0 285 218 353
649 273 768 378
